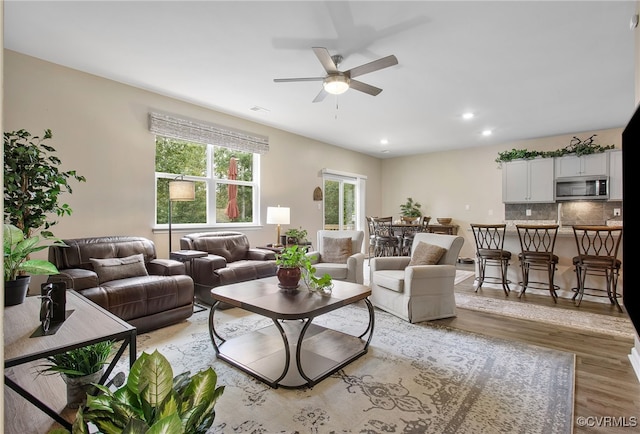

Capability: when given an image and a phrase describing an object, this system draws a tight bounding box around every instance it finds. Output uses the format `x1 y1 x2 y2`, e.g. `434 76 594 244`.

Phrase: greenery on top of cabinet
495 135 615 164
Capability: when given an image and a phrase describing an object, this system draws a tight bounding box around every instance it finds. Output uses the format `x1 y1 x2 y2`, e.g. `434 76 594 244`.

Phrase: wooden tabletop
210 277 371 320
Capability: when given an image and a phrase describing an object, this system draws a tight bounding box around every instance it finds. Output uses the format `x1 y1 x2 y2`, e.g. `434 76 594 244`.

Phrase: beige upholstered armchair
369 232 464 323
306 230 365 284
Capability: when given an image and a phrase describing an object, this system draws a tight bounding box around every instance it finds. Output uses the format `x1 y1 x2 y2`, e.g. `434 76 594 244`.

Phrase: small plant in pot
37 341 114 408
3 223 63 306
285 226 308 246
400 197 422 222
275 245 308 290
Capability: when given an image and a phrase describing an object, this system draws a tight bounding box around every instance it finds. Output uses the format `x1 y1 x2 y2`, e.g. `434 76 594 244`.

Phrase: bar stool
470 223 511 295
571 225 623 312
516 224 560 302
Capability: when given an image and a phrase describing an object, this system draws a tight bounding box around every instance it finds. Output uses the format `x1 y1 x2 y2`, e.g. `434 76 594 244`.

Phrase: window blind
149 112 269 154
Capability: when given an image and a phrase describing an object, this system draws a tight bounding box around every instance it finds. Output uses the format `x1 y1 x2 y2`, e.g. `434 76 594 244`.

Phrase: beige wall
3 50 381 259
381 128 623 258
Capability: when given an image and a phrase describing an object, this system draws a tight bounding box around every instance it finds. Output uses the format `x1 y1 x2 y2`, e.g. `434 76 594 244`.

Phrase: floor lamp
266 206 290 247
168 176 195 254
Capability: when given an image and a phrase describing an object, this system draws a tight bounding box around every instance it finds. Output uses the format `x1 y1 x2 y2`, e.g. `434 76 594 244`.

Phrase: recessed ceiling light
462 112 474 120
482 129 492 136
380 138 389 145
381 150 390 153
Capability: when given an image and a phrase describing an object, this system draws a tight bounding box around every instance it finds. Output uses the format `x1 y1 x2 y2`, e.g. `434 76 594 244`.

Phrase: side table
170 250 208 312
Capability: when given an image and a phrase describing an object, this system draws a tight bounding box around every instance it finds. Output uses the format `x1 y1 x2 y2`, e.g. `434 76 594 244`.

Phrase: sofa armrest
191 255 228 288
346 252 365 284
47 268 98 291
246 248 276 261
147 259 186 276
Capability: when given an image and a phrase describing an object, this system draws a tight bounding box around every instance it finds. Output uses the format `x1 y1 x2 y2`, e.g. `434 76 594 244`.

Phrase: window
322 169 366 231
155 137 259 226
150 112 268 228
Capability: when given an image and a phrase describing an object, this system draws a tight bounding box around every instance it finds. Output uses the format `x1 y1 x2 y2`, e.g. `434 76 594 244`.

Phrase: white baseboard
629 338 640 383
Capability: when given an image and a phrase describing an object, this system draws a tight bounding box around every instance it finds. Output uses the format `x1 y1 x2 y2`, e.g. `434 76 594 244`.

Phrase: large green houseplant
4 128 86 239
69 350 224 434
4 129 84 303
3 223 62 305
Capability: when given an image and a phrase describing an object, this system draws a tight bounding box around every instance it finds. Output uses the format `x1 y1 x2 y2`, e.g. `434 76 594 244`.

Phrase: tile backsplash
505 201 622 226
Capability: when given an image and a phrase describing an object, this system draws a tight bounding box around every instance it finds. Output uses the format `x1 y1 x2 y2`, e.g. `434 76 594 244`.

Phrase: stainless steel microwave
555 176 608 201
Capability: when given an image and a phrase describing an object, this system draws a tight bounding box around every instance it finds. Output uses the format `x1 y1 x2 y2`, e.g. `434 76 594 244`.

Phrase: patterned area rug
127 302 575 433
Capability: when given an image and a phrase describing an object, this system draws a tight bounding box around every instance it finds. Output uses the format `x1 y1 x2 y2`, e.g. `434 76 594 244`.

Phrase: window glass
155 136 258 226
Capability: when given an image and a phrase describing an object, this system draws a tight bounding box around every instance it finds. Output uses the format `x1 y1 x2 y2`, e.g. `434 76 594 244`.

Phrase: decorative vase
277 267 301 290
63 369 104 408
4 275 31 306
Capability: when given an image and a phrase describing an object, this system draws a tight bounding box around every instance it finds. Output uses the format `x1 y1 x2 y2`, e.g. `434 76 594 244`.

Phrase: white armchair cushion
321 237 352 263
408 241 446 266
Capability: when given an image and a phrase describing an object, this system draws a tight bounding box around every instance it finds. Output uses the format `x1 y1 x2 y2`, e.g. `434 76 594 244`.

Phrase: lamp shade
266 206 290 225
169 180 195 201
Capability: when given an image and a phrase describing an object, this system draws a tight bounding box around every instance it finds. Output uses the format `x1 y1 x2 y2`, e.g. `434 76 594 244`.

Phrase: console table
4 291 137 431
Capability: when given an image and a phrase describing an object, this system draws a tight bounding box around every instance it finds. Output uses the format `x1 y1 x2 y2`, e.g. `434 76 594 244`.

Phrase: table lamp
168 176 195 253
266 206 290 247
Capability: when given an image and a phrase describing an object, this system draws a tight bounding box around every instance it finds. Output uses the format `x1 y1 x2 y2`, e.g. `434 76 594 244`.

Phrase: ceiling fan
274 47 398 103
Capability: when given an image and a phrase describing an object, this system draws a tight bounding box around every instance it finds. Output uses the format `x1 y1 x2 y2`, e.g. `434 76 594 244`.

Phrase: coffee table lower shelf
209 305 373 388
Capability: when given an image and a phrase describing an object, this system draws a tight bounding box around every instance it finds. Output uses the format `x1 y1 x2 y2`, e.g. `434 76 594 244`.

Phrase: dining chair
516 224 560 302
470 223 512 295
571 225 623 311
365 216 377 259
372 217 401 257
401 216 431 256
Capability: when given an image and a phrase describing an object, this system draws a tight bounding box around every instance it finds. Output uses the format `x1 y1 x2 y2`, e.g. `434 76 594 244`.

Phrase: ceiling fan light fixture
323 75 350 95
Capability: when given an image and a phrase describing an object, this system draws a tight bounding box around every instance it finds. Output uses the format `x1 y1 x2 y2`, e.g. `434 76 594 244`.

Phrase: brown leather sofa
180 231 277 305
47 236 194 333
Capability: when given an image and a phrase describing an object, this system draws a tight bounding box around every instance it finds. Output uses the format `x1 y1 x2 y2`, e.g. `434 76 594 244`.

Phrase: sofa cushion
90 253 148 283
313 262 348 280
322 237 352 264
408 242 446 266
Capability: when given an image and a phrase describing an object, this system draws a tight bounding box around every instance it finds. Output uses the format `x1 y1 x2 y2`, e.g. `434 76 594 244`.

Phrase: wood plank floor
443 264 639 434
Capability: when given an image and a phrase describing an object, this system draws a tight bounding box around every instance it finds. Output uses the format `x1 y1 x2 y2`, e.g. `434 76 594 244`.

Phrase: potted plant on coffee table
3 223 63 306
37 341 114 408
302 257 333 294
275 245 308 290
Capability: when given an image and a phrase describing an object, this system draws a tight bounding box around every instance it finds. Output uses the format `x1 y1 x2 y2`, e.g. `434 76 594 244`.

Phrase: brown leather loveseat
180 231 277 305
47 236 194 333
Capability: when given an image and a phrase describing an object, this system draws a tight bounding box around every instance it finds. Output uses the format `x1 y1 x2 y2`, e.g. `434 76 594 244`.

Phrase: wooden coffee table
208 277 374 388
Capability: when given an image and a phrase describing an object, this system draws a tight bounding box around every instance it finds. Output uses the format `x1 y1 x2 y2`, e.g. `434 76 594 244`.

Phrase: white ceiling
3 1 637 158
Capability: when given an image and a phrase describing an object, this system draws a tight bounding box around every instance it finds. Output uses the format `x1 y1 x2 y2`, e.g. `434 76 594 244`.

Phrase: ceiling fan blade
349 79 382 96
312 47 339 74
346 55 398 79
312 88 329 103
274 77 324 83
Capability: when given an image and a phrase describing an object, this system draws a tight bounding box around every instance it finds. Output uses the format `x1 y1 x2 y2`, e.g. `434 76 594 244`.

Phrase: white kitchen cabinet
502 158 554 203
554 153 608 178
608 149 622 201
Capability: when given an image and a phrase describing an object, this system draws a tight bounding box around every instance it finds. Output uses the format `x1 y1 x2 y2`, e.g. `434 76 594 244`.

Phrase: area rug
124 303 575 434
455 292 635 340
